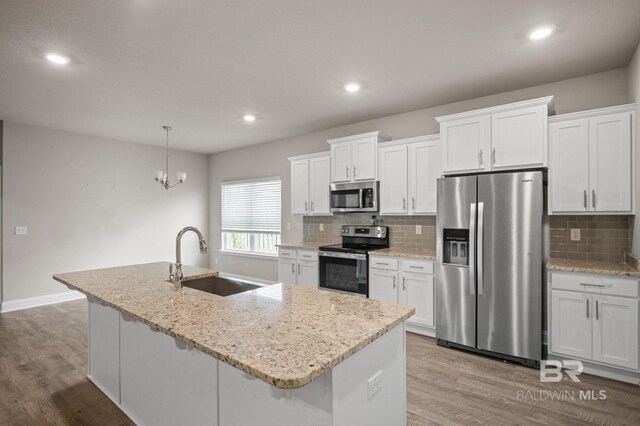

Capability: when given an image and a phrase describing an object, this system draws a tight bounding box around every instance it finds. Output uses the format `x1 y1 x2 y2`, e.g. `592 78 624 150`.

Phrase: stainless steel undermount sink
181 275 261 297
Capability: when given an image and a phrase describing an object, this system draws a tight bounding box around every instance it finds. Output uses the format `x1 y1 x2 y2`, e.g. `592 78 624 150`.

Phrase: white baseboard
0 290 86 313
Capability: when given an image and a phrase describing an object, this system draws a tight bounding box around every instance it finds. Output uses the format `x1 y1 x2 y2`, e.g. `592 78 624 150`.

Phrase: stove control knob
376 229 382 235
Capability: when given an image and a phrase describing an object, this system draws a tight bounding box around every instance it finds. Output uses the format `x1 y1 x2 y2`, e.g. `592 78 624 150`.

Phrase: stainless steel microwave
330 181 379 213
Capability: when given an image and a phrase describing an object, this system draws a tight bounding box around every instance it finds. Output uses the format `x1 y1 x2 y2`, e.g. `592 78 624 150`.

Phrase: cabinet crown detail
435 96 555 123
326 131 392 145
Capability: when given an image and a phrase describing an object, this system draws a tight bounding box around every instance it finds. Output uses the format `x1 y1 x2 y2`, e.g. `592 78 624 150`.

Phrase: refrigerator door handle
469 203 476 295
477 202 484 295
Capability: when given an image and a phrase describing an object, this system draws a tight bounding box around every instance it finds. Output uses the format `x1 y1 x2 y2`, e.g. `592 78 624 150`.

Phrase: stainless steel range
318 225 389 297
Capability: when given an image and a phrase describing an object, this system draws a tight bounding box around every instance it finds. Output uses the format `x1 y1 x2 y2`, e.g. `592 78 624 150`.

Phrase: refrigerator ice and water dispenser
442 229 469 266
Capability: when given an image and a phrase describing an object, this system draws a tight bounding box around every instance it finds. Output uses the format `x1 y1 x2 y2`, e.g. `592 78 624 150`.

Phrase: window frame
219 176 282 258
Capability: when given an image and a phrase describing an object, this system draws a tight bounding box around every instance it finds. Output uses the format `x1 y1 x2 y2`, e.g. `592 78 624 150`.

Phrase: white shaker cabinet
439 115 490 173
369 256 436 336
551 290 592 360
379 144 408 214
592 295 639 370
277 248 319 288
549 271 639 376
379 135 440 215
549 104 634 214
88 300 121 404
327 131 391 183
288 152 331 215
491 104 547 169
437 96 553 174
549 119 590 212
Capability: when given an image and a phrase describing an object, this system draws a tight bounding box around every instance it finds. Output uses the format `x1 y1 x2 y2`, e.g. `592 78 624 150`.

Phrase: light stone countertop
277 242 336 250
372 248 436 260
547 258 640 277
53 262 414 389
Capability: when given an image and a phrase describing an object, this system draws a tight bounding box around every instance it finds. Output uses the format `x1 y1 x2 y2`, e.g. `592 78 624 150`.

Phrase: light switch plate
416 225 422 235
570 228 581 241
15 226 28 235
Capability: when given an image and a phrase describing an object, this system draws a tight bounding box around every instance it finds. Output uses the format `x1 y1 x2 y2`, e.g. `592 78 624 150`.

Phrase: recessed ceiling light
344 83 361 93
243 114 256 122
46 53 70 65
529 26 553 40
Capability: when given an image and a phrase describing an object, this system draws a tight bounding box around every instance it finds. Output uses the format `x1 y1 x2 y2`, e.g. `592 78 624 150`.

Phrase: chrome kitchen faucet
170 226 208 289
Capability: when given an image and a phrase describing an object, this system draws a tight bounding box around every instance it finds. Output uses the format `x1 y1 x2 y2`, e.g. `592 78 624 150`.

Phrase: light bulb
154 170 163 182
161 173 168 184
177 172 187 183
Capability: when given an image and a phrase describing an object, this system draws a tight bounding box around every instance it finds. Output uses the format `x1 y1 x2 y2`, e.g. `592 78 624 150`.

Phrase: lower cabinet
549 272 639 373
88 300 121 404
277 248 318 288
369 256 435 336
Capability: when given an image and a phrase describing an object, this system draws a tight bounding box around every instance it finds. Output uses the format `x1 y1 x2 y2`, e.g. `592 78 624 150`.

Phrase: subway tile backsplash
549 215 631 264
304 214 632 262
303 214 436 251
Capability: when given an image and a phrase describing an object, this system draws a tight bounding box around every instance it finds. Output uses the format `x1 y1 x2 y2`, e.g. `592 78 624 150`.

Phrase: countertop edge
52 274 415 389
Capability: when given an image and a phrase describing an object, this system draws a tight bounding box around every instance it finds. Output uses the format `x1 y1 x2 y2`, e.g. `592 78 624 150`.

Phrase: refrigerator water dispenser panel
443 229 469 266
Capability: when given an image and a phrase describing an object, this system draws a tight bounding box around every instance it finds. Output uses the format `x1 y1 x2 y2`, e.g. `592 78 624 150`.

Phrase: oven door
318 252 368 297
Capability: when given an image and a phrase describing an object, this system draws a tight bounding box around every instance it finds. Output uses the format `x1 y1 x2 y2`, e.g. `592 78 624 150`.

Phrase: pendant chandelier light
154 125 186 189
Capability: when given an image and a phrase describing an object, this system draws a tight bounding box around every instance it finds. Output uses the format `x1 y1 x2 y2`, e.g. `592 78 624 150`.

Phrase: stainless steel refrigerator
436 170 544 366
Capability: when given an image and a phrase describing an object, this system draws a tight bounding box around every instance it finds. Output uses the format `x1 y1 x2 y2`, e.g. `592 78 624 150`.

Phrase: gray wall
209 67 630 281
630 42 640 252
2 122 209 302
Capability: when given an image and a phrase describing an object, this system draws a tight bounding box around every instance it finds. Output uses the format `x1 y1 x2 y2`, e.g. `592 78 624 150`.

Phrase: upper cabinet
327 131 391 183
549 104 635 214
436 97 554 174
288 152 331 216
379 135 441 215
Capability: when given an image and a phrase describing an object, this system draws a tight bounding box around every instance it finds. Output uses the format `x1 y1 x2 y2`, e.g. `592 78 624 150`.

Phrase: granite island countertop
53 262 414 389
547 258 640 277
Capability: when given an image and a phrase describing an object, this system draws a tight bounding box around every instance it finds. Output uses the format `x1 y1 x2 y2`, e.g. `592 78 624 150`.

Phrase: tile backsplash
304 214 632 262
549 215 631 263
303 214 436 251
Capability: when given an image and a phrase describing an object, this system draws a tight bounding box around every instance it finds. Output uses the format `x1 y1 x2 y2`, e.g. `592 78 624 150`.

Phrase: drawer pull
409 265 424 269
580 283 605 288
377 262 389 266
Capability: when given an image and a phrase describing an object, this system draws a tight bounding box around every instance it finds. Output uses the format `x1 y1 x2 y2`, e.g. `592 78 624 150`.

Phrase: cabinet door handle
392 275 396 289
305 201 308 212
491 147 496 164
402 276 406 291
583 190 587 209
298 264 301 274
586 299 590 318
412 197 416 211
353 166 356 179
310 201 314 212
291 263 294 274
592 190 596 209
478 149 483 166
403 197 406 210
595 300 599 320
346 166 349 179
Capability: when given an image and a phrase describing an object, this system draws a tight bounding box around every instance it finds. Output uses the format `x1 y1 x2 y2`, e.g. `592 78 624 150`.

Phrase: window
221 177 281 256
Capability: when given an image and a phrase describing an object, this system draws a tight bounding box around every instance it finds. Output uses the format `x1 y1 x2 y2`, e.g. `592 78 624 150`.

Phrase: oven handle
318 251 367 261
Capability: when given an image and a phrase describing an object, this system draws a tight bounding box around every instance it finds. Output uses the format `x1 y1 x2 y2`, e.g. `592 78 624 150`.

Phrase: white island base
88 300 407 426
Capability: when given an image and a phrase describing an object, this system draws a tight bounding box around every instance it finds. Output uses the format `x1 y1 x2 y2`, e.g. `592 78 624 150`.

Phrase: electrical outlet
367 370 382 400
416 225 422 235
319 223 324 231
15 226 28 235
570 228 581 241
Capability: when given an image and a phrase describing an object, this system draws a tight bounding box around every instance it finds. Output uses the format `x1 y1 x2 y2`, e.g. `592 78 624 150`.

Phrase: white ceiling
1 0 639 154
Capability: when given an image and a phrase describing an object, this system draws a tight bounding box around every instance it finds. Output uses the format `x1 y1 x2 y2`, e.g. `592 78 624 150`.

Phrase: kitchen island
53 262 414 426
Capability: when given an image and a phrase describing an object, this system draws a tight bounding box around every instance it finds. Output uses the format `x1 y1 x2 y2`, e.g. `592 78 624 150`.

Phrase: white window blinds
221 178 281 233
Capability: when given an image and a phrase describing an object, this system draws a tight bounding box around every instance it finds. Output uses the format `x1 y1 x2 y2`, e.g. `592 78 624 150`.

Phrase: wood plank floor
1 300 639 425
